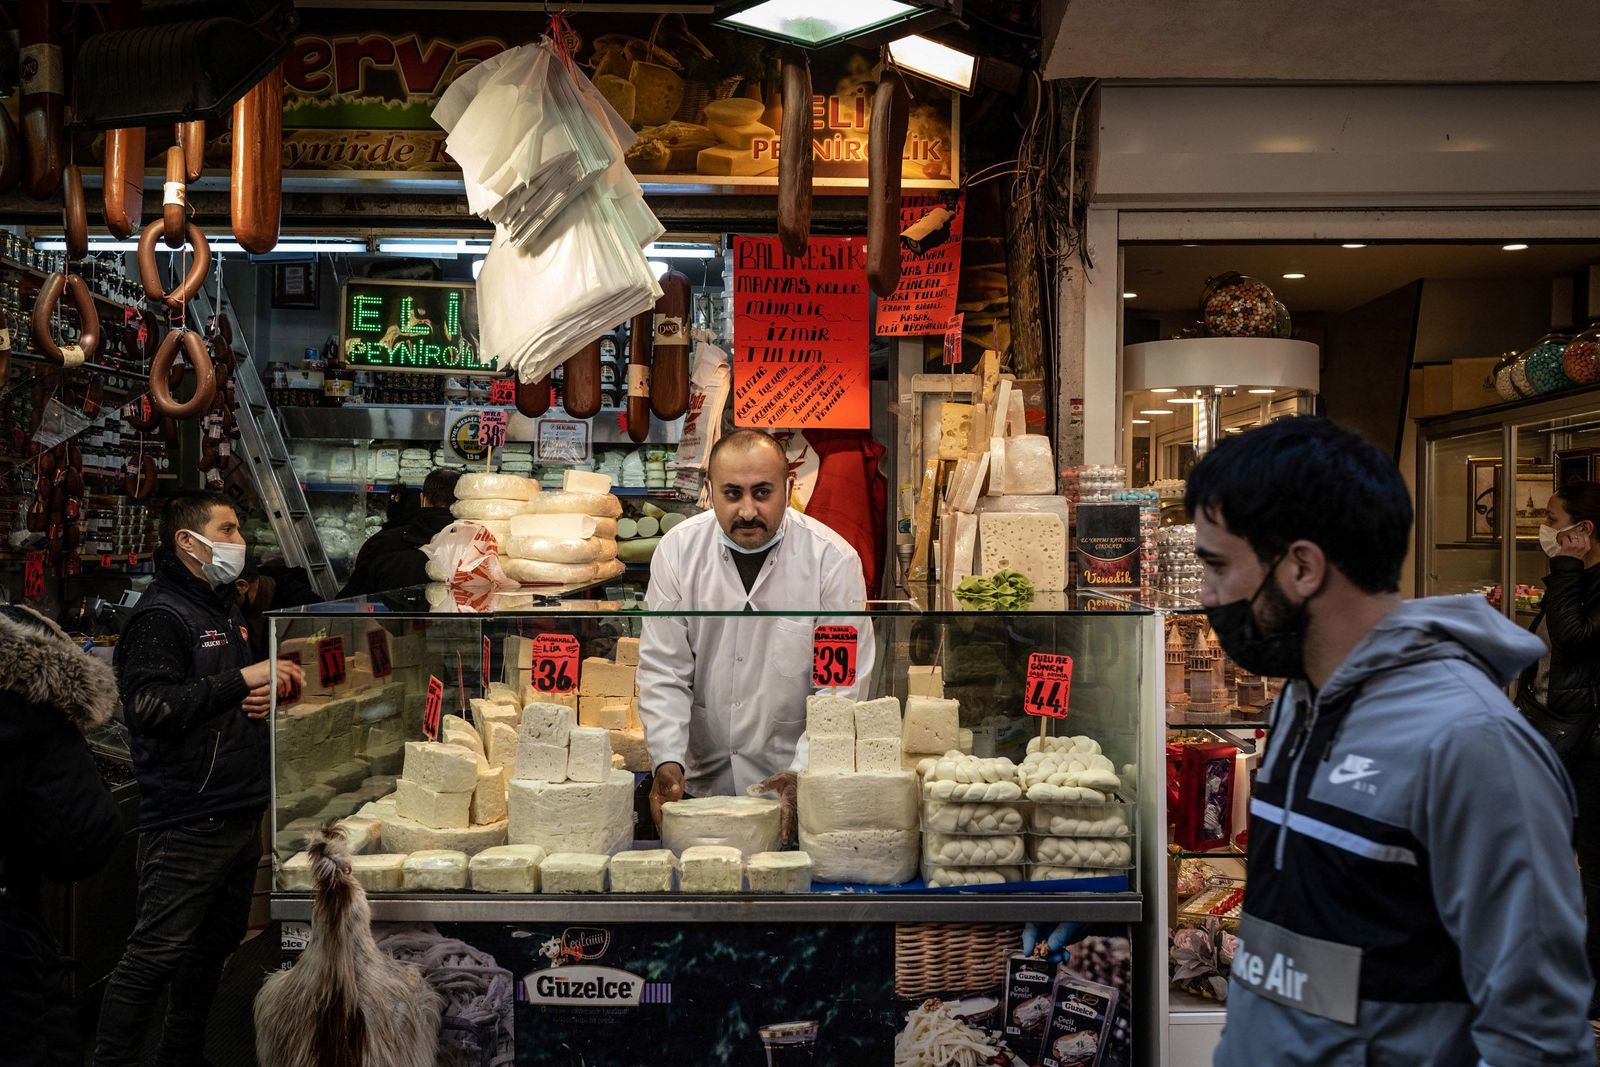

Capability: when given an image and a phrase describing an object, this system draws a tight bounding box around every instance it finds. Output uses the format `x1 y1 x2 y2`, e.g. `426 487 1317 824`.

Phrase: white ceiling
1044 0 1600 82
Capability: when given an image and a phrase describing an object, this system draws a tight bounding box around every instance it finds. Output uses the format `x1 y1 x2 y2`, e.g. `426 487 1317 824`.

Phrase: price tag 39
317 636 346 688
424 675 444 740
811 624 858 688
1024 652 1073 719
529 634 580 693
367 628 393 678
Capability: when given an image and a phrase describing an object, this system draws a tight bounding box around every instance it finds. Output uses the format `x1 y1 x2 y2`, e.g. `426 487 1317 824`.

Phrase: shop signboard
340 279 492 375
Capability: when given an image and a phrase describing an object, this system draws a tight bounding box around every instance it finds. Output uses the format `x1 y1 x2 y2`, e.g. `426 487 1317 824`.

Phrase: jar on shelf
1491 351 1525 402
1522 333 1574 394
1200 273 1279 338
1271 300 1293 339
1563 324 1600 386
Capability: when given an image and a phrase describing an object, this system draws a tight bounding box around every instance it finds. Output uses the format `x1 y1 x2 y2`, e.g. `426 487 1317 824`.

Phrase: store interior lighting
647 259 671 280
716 0 958 48
1248 388 1278 395
1341 243 1367 249
33 235 367 255
644 243 719 259
1151 388 1177 394
375 238 492 257
1281 272 1306 279
1167 397 1204 404
1122 291 1138 299
1130 418 1151 425
1503 243 1530 251
886 33 977 93
1140 409 1175 416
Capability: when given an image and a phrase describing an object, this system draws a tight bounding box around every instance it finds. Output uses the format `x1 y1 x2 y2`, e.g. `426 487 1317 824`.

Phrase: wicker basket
895 923 1023 1001
675 76 743 126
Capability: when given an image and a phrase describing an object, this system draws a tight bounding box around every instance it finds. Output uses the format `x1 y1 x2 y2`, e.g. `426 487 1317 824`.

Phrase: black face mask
1204 559 1310 680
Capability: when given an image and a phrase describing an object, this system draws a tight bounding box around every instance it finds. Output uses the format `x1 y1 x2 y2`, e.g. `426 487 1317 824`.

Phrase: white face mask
1539 522 1578 558
181 529 248 585
718 524 784 555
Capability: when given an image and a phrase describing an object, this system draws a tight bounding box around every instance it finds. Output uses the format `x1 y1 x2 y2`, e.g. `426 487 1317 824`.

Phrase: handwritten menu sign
732 235 869 429
874 192 965 337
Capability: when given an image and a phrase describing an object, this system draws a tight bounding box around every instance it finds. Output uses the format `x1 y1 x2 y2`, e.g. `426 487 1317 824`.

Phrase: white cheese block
522 491 623 518
746 851 814 894
541 852 610 893
504 535 618 564
853 697 902 740
470 845 547 892
394 778 472 830
907 665 945 699
349 854 407 893
485 722 520 771
402 742 479 794
903 696 959 755
610 728 651 772
471 764 509 825
567 726 613 783
471 697 519 730
978 512 1067 591
521 703 576 745
451 498 532 521
502 557 626 585
609 849 677 893
579 658 636 697
797 771 918 834
679 845 743 893
280 851 314 891
357 796 397 822
855 738 901 773
994 379 1014 437
807 733 855 773
661 797 782 857
579 697 632 730
948 511 979 586
563 469 615 494
988 437 1007 495
1006 388 1027 436
615 636 641 666
798 828 920 885
805 694 856 738
959 729 974 754
335 814 383 853
456 473 539 500
403 849 470 890
514 742 569 784
508 770 635 855
938 402 973 460
509 513 614 540
442 715 484 757
1002 434 1056 495
377 814 508 856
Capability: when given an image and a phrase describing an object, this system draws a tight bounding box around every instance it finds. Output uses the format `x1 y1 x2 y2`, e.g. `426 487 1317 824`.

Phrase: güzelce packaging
1040 974 1119 1067
1003 954 1057 1061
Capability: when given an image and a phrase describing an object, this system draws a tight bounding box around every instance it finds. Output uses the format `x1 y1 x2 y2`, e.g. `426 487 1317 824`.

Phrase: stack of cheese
378 723 511 859
1019 735 1133 881
797 694 919 885
501 469 626 585
502 635 650 772
901 684 960 773
448 472 541 555
916 751 1025 888
507 701 636 856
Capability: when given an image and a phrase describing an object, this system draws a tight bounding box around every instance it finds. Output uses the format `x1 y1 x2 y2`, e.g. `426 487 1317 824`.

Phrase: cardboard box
1408 364 1453 419
1450 356 1503 413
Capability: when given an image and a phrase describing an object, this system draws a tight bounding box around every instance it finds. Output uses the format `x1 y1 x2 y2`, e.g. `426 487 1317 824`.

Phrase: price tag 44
529 634 580 694
1024 652 1073 719
811 624 858 689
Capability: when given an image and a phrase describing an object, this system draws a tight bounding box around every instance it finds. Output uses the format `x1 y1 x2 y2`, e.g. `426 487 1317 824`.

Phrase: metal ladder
186 282 342 600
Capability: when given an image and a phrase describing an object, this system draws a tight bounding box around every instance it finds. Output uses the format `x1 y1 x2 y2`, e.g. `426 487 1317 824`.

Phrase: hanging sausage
62 162 87 260
625 309 653 442
161 145 187 249
19 0 65 200
562 338 603 419
137 219 211 311
100 0 144 236
515 375 551 417
148 329 216 419
649 270 692 421
31 272 101 366
0 105 21 195
867 69 911 298
175 120 206 182
230 66 283 254
777 48 813 259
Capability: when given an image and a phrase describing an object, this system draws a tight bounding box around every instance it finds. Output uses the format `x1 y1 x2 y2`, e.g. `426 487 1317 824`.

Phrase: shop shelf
1170 848 1247 860
0 254 149 316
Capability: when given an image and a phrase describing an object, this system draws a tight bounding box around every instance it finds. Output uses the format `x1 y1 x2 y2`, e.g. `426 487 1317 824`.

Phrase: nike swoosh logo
1328 767 1380 785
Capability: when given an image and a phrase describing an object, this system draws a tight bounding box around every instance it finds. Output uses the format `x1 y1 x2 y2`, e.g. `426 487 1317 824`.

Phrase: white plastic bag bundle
421 521 516 589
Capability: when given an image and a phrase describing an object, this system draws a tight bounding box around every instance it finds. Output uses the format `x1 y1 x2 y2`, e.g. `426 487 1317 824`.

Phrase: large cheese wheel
456 472 539 501
508 514 617 540
520 491 623 519
501 557 625 585
503 535 618 564
471 518 512 544
452 498 531 521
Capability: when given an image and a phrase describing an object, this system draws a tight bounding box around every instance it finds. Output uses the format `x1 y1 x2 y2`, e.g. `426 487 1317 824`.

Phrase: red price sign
941 312 965 366
317 636 346 688
1024 652 1074 719
423 675 444 740
366 629 393 678
811 624 858 688
488 378 517 405
279 651 303 707
22 551 45 598
529 634 580 693
477 409 508 449
482 634 492 691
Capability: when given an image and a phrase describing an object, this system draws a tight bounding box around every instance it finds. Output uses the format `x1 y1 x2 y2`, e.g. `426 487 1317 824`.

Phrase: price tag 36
317 636 346 688
1024 652 1073 719
529 634 580 693
811 624 858 688
367 628 393 678
424 675 444 740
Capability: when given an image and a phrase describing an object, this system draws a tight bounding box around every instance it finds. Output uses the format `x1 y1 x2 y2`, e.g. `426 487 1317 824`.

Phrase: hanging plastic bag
32 396 93 449
421 520 515 588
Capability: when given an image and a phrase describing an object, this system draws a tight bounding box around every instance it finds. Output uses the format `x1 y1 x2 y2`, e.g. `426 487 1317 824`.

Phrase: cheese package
903 696 959 755
746 851 813 893
451 498 531 522
508 513 615 540
923 800 1026 835
563 469 615 494
925 864 1023 888
610 728 652 772
441 715 484 757
798 828 919 885
855 738 901 773
580 658 636 698
349 854 407 893
979 512 1067 591
1031 802 1131 837
541 852 610 894
508 770 635 855
279 852 314 891
853 697 901 740
907 665 945 699
514 742 568 784
504 536 618 564
402 850 470 890
502 557 626 585
797 771 918 833
470 844 547 892
456 473 539 500
1031 836 1133 868
471 764 509 825
924 833 1026 866
939 403 974 460
401 742 478 794
805 695 856 738
567 726 613 783
378 814 508 856
661 797 781 857
394 779 472 830
808 734 855 773
1002 435 1056 495
610 849 677 893
522 491 623 518
520 703 576 745
615 636 641 665
679 845 743 892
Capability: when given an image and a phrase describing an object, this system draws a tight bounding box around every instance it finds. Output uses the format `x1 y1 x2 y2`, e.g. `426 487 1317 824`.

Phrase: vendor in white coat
638 428 874 840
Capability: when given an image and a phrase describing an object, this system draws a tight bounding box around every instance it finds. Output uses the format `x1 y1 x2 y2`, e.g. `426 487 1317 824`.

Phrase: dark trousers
92 812 262 1066
0 900 79 1066
1575 759 1600 1010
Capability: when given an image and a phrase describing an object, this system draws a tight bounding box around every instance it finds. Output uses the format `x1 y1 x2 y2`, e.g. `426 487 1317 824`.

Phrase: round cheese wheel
501 557 626 585
520 491 623 518
456 472 539 500
452 498 531 521
473 518 512 544
503 535 618 564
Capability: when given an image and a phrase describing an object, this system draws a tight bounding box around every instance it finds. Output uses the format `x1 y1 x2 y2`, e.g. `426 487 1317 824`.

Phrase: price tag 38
317 636 346 688
529 634 580 693
1024 652 1073 719
811 624 858 688
424 675 444 740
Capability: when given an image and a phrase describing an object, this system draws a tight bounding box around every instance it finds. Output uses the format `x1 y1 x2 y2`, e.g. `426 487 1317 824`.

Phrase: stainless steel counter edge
271 893 1143 924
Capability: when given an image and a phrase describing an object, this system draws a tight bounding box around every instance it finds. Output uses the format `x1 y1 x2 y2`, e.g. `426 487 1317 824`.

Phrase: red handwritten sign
1024 653 1073 719
279 651 303 707
941 312 965 366
317 636 346 688
23 552 45 598
488 378 516 405
424 675 444 740
811 624 858 688
529 634 580 694
875 192 965 337
477 408 508 448
367 629 393 678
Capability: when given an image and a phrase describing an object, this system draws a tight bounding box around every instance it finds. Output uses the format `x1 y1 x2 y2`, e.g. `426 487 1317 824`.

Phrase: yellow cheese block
696 145 778 177
939 403 974 461
709 120 776 151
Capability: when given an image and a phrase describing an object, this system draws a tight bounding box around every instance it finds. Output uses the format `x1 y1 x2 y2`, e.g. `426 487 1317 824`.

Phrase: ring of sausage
137 218 211 311
149 328 216 419
31 272 100 366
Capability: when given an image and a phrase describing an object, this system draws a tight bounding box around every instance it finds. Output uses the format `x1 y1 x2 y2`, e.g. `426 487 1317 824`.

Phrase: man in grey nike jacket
1188 418 1591 1067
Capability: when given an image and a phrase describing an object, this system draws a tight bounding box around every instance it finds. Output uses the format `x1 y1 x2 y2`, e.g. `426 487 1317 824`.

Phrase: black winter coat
1542 556 1600 759
338 506 454 597
0 605 122 1064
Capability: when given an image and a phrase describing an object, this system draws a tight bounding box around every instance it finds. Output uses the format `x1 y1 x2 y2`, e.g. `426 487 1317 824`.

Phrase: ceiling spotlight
886 33 977 93
1248 388 1276 395
1122 291 1137 299
716 0 958 49
1130 419 1151 425
1502 243 1529 251
1139 409 1175 416
1151 388 1177 394
1167 398 1204 405
1225 427 1243 433
1281 272 1306 280
1340 243 1367 249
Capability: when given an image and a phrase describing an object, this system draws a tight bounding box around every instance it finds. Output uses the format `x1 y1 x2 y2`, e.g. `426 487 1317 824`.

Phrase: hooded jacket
1214 595 1592 1067
1532 556 1600 758
338 506 454 597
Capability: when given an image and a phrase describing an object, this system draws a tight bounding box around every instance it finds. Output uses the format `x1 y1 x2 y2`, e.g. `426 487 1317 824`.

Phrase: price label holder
424 675 444 740
1024 652 1073 720
811 624 859 688
23 551 45 598
279 651 303 707
367 628 393 678
317 636 346 688
529 634 580 694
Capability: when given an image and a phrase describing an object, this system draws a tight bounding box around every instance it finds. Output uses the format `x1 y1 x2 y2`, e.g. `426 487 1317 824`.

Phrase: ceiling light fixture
643 243 720 259
1341 243 1367 249
1502 243 1529 251
1150 388 1177 394
716 0 959 49
1281 272 1306 280
1167 397 1204 405
1130 419 1151 425
886 33 977 93
1122 291 1137 299
34 235 368 255
1248 388 1277 395
1139 409 1175 416
376 238 492 256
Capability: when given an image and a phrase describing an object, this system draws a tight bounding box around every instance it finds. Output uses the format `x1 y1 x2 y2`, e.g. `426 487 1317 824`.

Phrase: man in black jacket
94 493 302 1067
338 467 460 597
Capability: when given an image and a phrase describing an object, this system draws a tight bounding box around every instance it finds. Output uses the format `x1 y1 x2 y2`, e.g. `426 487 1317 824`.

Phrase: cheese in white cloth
394 779 472 830
502 557 625 585
903 696 959 755
661 796 781 857
471 764 509 825
856 738 901 773
401 742 479 794
798 828 920 885
279 851 314 891
797 771 918 833
451 498 531 521
509 513 615 540
609 849 677 893
508 771 635 855
521 703 575 745
349 854 407 892
456 473 539 500
514 742 568 783
522 491 623 518
562 469 614 494
402 850 470 890
806 694 856 738
541 853 610 894
853 697 901 740
378 814 508 856
746 851 813 893
566 726 612 783
1002 435 1056 495
679 845 744 893
979 512 1067 591
470 845 546 892
503 536 618 564
807 734 855 772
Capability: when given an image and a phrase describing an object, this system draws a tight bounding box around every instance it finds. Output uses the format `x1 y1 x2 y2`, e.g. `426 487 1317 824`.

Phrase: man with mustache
637 428 873 843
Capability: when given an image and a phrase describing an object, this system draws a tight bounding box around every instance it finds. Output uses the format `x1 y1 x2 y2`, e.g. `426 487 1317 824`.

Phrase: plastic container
1026 864 1134 883
1522 333 1574 394
923 863 1025 889
1200 272 1278 338
1271 300 1293 339
1564 325 1600 386
1030 801 1132 838
922 800 1026 835
1027 835 1134 868
923 833 1027 867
